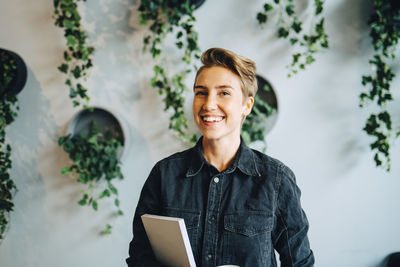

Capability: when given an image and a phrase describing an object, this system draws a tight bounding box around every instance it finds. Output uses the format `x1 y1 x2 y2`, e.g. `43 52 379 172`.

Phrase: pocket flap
224 212 273 237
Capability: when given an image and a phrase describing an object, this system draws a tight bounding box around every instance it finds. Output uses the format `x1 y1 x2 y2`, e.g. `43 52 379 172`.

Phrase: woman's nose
203 94 217 111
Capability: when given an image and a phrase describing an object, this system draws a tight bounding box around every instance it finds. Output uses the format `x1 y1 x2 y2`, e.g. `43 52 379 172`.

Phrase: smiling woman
193 66 253 160
126 48 314 267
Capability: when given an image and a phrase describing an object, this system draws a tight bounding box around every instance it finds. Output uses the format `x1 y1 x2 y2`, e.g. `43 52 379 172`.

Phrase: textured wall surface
0 0 399 266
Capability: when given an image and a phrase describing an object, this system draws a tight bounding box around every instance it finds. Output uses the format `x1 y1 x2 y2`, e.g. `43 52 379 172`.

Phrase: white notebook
141 214 196 267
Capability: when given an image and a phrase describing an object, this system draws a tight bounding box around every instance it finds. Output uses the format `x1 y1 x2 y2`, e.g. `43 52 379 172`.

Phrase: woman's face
193 66 253 143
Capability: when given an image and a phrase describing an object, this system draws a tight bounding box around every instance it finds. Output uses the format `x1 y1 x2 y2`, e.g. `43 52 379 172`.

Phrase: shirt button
213 177 219 183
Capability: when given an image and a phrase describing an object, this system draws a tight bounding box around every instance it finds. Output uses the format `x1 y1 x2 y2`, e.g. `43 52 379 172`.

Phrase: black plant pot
254 75 279 135
256 75 278 112
66 107 126 160
386 252 400 267
0 48 27 98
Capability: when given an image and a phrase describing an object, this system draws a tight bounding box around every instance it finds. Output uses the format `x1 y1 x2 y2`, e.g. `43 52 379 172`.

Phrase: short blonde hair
194 48 258 99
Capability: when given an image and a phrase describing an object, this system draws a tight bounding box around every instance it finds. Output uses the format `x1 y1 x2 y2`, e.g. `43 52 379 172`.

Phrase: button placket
202 174 222 266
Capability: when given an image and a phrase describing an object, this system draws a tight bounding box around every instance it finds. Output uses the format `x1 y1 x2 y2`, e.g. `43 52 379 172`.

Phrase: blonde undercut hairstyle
195 48 258 101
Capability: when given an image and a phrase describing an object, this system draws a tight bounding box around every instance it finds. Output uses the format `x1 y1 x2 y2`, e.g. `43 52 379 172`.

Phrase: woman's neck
202 136 241 172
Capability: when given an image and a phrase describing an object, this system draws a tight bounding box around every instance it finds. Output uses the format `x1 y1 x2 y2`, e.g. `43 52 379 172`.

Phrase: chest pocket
221 212 273 266
224 212 273 236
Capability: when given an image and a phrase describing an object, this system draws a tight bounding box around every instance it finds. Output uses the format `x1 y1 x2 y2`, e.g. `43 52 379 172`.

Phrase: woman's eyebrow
194 85 207 90
193 84 233 90
216 85 233 89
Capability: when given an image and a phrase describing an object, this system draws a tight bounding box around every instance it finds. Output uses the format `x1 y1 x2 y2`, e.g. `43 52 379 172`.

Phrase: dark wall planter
256 75 278 112
66 107 126 159
386 252 400 267
0 48 27 98
256 75 279 134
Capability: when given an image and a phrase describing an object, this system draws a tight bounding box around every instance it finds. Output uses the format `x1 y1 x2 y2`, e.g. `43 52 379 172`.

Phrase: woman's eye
195 91 206 96
221 91 230 96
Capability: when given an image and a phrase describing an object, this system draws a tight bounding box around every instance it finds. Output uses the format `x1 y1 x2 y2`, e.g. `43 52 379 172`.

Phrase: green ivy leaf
257 13 267 24
61 166 71 174
278 27 289 38
100 224 112 235
78 194 88 206
58 63 69 73
92 200 98 211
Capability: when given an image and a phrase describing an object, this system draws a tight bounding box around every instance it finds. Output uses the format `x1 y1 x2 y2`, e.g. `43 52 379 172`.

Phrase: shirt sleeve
272 164 315 267
126 163 167 267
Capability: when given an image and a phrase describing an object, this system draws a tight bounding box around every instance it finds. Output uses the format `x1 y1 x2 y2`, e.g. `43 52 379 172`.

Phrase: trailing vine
58 121 124 222
257 0 328 77
53 1 124 234
0 50 19 241
53 0 95 107
138 0 200 144
361 0 400 171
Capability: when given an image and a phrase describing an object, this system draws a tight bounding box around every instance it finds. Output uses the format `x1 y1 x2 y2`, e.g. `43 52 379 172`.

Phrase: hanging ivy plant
58 111 125 235
360 0 400 171
53 0 95 107
0 49 26 241
138 0 202 144
53 1 125 234
0 70 17 241
257 0 328 77
58 121 124 221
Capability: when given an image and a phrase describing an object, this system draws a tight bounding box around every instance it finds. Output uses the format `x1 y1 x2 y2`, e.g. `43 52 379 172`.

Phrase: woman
126 48 314 267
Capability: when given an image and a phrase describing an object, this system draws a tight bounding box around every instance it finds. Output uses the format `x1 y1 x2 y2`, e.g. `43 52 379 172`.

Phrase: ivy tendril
257 0 328 77
0 51 19 241
139 0 200 144
58 121 124 223
361 0 400 171
53 0 95 107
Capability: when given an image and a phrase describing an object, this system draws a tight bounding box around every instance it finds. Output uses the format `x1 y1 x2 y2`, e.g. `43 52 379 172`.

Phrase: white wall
0 0 399 266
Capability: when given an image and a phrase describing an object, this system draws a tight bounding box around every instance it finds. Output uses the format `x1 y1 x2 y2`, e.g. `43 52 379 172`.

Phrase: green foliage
53 0 95 107
0 52 17 95
242 84 277 151
100 224 112 235
257 0 328 76
54 1 124 234
0 50 19 241
58 120 124 219
361 0 400 171
138 0 200 144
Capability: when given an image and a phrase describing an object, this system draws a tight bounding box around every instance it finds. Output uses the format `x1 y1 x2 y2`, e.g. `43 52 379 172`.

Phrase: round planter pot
255 75 279 135
66 107 127 160
0 48 27 98
387 252 400 267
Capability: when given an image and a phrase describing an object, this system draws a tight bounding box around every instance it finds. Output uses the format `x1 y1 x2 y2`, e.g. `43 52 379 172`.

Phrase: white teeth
202 116 223 122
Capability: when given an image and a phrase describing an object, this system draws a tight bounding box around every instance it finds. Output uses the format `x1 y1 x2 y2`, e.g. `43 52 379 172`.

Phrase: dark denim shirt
126 137 314 267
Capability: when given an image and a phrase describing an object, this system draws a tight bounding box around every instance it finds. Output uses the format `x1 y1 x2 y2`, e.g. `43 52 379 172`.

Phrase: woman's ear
243 96 254 116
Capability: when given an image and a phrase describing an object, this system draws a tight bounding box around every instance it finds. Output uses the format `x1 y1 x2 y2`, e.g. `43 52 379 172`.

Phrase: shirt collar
185 136 261 177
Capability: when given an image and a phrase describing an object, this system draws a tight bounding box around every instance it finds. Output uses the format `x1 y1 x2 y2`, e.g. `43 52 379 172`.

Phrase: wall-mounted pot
255 74 279 135
0 48 27 98
66 107 127 160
